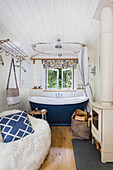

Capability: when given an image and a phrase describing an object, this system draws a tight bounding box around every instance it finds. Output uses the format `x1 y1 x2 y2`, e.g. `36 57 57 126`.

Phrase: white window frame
45 68 74 90
62 68 73 90
47 69 59 89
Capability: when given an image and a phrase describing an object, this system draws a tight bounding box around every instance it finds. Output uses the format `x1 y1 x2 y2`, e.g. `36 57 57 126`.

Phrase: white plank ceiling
0 0 101 57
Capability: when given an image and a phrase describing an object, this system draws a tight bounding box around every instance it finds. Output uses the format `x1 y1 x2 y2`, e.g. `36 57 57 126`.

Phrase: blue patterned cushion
0 111 34 143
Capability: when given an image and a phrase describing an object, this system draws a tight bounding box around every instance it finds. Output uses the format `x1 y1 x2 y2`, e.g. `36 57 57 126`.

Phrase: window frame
62 68 74 90
47 68 59 90
45 68 74 90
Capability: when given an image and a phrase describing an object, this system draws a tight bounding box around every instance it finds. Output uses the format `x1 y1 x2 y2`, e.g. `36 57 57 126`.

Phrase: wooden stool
29 108 47 120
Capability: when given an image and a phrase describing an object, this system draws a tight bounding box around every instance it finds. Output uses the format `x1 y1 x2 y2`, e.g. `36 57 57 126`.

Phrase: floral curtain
43 60 77 69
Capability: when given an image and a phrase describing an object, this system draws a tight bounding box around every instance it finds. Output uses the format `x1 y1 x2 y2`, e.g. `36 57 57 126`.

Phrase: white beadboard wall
0 53 20 112
88 26 100 102
0 53 30 112
30 60 84 98
1 0 110 112
0 0 100 55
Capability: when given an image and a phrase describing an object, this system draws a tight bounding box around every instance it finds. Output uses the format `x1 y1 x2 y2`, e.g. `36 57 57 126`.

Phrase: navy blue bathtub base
29 100 89 126
48 123 71 126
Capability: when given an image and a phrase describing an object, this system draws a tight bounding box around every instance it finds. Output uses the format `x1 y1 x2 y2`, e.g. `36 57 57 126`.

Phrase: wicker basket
71 113 91 140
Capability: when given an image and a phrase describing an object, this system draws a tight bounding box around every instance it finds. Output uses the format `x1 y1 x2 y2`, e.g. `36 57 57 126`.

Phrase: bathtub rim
28 96 89 105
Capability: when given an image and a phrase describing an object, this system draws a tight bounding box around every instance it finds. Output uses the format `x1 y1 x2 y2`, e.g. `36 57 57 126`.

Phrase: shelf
32 88 83 91
77 88 84 89
32 88 42 90
43 90 76 92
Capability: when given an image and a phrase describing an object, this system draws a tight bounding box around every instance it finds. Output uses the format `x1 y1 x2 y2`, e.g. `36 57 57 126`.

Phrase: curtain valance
43 60 77 69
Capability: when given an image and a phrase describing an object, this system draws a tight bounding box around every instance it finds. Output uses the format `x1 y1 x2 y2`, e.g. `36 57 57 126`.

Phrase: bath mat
72 139 113 170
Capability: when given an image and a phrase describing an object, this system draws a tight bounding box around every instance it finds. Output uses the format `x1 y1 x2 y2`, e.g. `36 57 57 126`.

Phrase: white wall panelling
0 0 107 112
100 7 113 105
0 0 100 56
0 53 30 112
30 59 84 98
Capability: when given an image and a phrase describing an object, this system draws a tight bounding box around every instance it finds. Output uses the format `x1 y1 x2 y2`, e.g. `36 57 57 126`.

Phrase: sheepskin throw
0 111 34 143
0 110 51 170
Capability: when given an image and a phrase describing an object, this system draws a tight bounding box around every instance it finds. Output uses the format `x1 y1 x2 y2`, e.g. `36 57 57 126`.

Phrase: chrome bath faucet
55 93 63 98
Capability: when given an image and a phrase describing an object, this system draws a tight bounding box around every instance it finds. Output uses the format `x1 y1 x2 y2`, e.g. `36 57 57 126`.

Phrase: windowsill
32 88 43 89
43 89 76 92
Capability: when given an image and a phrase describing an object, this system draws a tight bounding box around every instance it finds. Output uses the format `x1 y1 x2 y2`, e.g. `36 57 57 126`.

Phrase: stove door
92 107 102 144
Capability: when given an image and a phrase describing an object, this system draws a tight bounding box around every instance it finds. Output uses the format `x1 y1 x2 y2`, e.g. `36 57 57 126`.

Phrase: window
47 69 59 89
62 69 73 89
45 68 74 90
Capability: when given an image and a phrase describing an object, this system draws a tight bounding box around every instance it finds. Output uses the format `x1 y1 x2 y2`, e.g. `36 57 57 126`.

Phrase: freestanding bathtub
28 96 89 126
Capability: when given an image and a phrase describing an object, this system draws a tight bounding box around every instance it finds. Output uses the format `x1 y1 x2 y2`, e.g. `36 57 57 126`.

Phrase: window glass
47 69 58 89
59 69 62 89
62 69 73 89
46 68 73 90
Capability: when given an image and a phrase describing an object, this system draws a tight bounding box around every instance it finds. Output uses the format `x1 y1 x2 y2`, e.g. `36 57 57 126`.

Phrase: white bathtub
28 96 89 105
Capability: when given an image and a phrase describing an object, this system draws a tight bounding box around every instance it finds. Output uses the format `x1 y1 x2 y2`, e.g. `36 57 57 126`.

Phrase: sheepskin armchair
0 110 51 170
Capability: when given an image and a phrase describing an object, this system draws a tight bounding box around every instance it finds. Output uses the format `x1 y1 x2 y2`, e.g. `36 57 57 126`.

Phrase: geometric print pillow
0 111 34 143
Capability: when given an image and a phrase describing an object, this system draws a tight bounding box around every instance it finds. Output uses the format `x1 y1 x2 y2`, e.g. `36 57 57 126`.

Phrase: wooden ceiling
0 0 100 56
